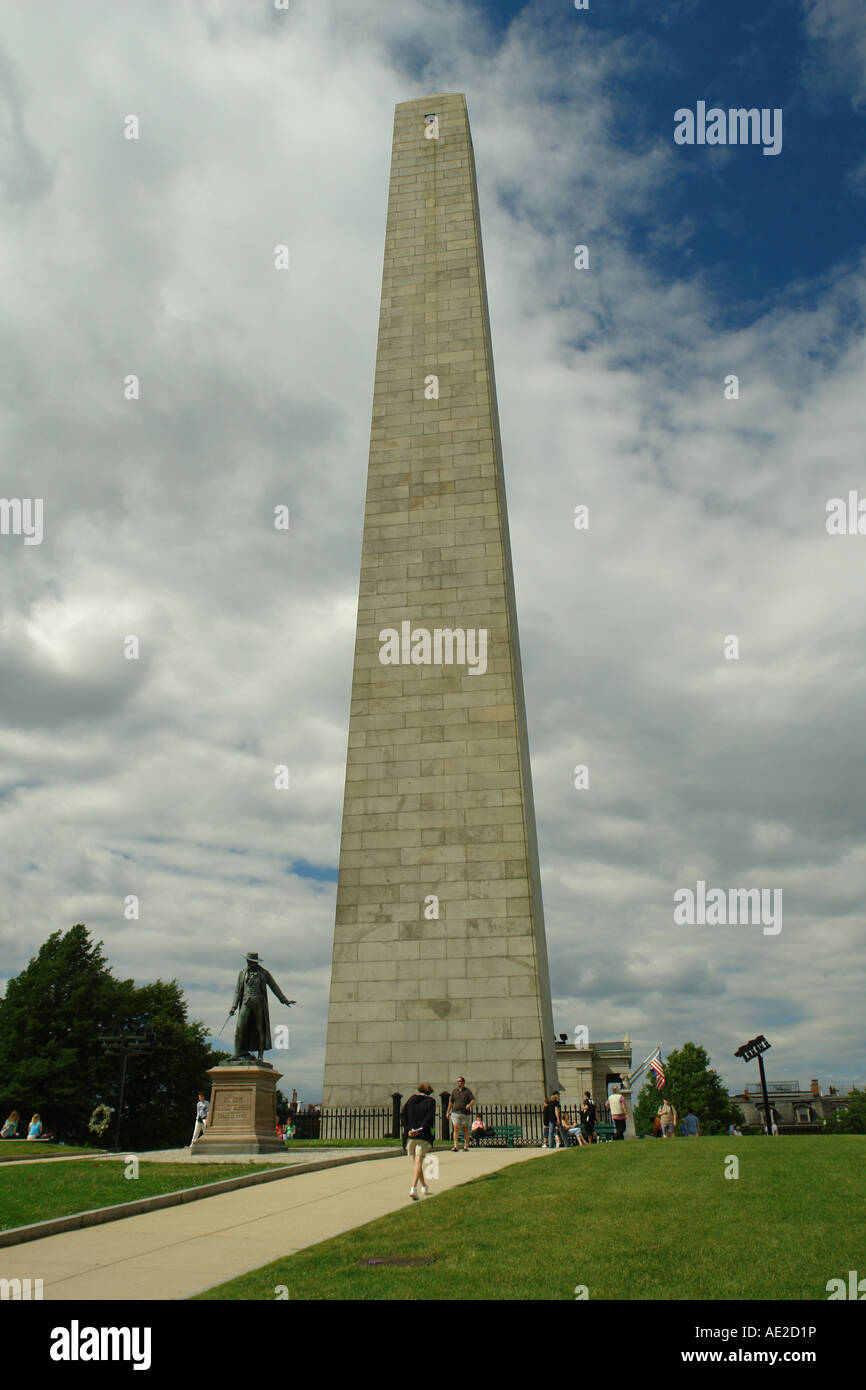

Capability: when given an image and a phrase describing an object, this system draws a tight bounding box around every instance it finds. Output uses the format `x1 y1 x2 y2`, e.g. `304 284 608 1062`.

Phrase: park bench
473 1123 523 1147
594 1121 615 1142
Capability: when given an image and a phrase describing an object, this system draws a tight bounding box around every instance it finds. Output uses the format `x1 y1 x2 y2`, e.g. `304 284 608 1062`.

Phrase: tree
634 1042 744 1137
823 1088 866 1135
101 978 224 1151
0 926 121 1141
0 924 226 1148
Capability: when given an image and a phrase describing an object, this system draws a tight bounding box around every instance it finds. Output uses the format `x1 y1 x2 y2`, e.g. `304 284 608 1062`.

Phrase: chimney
810 1079 819 1096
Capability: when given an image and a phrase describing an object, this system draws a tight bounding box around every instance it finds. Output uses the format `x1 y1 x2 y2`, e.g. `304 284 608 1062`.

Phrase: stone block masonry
322 95 558 1106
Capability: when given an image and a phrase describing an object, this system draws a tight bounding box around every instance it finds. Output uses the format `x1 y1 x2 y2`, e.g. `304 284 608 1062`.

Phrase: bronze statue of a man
229 952 295 1062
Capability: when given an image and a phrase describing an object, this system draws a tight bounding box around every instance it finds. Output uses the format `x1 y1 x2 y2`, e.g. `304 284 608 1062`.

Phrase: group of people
543 1090 603 1147
1 1111 49 1141
400 1076 486 1199
401 1077 636 1199
545 1087 633 1145
651 1100 701 1137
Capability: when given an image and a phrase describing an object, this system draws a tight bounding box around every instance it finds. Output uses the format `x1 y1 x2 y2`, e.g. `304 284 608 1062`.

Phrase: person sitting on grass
1 1111 19 1139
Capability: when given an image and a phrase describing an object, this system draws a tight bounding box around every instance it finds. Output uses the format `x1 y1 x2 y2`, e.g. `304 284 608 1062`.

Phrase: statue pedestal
195 1064 286 1156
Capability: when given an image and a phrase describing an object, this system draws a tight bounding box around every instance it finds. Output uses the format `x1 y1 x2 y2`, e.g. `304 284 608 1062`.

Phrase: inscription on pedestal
213 1089 251 1127
197 1064 285 1155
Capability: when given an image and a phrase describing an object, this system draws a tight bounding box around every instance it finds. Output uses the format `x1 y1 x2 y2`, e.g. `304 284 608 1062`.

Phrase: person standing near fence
581 1091 596 1143
607 1085 628 1140
543 1092 570 1149
402 1081 436 1200
447 1075 475 1152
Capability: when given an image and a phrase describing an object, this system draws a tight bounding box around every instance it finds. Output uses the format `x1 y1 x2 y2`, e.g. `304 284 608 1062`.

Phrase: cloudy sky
2 0 865 1102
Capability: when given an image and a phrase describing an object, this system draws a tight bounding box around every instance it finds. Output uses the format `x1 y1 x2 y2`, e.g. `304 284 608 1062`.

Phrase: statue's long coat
231 966 290 1053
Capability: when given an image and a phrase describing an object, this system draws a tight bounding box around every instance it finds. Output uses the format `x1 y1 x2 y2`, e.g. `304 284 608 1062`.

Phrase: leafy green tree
823 1088 866 1135
634 1042 744 1137
0 926 121 1141
102 978 224 1151
0 924 226 1148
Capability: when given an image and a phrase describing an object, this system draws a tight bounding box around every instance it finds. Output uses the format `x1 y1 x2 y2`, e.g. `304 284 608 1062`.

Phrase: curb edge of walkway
0 1148 402 1250
0 1150 109 1165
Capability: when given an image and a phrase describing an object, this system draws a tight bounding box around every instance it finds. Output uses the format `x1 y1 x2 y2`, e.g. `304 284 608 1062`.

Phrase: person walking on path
607 1086 629 1140
401 1082 436 1200
189 1092 209 1148
657 1098 677 1138
447 1076 475 1152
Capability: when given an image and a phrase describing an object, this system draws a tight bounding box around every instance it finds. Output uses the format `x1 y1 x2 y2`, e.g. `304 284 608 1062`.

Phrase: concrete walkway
99 1146 390 1165
0 1145 549 1300
1 1147 382 1170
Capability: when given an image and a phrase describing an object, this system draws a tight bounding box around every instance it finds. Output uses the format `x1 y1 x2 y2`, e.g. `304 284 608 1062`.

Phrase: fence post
439 1091 450 1146
391 1092 402 1140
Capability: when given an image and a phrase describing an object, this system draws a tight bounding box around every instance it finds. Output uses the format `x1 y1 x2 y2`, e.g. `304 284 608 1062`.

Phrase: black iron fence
315 1098 553 1145
475 1104 546 1145
319 1106 394 1141
291 1108 321 1140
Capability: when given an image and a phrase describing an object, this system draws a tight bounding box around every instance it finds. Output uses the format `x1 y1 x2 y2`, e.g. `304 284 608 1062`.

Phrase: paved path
99 1146 389 1165
1 1147 382 1169
0 1146 548 1300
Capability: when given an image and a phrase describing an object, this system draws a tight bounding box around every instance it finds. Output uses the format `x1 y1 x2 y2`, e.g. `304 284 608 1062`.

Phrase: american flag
650 1054 666 1090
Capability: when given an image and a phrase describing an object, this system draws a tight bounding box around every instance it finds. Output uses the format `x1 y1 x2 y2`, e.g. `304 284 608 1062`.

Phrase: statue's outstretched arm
267 971 296 1007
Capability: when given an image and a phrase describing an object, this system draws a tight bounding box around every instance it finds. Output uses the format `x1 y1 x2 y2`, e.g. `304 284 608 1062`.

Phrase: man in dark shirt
401 1082 436 1199
447 1076 475 1152
581 1091 596 1142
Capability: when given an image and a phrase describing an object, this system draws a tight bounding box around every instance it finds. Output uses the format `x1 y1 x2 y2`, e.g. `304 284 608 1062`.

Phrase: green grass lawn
0 1142 101 1161
195 1136 865 1301
1 1160 275 1232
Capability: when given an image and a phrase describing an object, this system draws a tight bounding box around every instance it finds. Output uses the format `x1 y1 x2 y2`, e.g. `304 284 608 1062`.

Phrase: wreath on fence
88 1104 114 1137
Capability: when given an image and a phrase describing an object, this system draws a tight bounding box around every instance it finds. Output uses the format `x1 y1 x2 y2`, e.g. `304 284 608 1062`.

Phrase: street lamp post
735 1034 774 1134
98 1031 154 1151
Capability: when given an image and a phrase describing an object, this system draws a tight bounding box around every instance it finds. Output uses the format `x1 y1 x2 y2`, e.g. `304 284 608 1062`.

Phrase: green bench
474 1123 523 1147
594 1121 616 1142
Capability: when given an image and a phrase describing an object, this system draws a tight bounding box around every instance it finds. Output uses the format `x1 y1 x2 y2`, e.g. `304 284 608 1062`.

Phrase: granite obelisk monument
323 94 557 1107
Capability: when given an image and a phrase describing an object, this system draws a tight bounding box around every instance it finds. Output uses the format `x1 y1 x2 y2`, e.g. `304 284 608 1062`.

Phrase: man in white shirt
607 1086 628 1140
189 1092 209 1149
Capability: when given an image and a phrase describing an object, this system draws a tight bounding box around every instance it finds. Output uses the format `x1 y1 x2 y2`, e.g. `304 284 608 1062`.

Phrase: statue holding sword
219 951 296 1064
